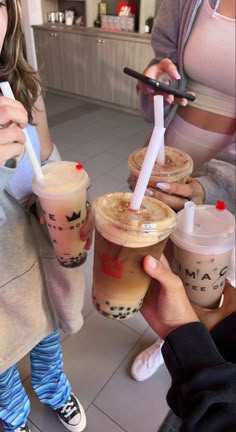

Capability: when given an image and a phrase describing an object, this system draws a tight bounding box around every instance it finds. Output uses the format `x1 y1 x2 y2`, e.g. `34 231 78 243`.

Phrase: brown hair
0 0 43 122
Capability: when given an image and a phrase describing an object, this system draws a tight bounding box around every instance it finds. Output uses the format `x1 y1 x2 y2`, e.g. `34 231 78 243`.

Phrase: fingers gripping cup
170 202 235 308
92 192 176 320
32 161 90 268
128 146 193 190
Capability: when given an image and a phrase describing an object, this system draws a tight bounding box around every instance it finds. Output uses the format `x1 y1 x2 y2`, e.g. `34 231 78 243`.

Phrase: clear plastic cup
128 146 193 189
32 161 90 268
170 203 235 308
92 192 176 320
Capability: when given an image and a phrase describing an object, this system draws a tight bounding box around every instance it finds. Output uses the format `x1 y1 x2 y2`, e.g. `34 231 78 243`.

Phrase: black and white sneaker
56 393 87 431
14 425 31 432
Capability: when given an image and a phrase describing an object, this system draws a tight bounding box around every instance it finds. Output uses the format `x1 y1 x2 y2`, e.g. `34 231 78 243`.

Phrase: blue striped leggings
0 330 71 431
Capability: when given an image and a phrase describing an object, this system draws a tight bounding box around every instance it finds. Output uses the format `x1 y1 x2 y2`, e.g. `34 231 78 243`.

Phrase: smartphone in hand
123 67 196 102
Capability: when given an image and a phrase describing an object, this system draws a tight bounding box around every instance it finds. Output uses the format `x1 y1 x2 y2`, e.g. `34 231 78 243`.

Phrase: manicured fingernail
156 183 170 191
173 72 181 79
148 256 158 269
145 188 154 197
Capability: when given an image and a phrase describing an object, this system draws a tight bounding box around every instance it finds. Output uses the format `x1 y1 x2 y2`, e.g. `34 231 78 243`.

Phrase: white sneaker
14 426 31 432
131 338 164 382
56 393 87 432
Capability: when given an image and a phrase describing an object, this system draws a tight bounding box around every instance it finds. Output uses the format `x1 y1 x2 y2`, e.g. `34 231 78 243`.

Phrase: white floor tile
94 328 171 432
59 312 141 408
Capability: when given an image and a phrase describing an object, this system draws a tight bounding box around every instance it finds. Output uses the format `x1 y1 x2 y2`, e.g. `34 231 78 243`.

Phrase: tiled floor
12 93 171 432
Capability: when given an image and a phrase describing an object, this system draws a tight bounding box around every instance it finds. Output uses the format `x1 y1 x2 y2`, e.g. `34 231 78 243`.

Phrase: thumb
143 255 183 295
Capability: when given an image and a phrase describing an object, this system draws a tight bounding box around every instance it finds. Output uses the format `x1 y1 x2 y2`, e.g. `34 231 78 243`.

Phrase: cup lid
170 204 235 253
93 192 177 247
128 146 193 181
32 161 90 198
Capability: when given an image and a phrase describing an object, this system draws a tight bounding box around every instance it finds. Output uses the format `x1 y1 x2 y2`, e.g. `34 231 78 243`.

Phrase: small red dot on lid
76 161 83 170
216 200 226 211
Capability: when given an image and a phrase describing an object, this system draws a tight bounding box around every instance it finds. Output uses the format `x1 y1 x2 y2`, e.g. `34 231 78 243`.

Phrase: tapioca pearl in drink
32 161 90 268
92 291 144 320
92 193 176 320
58 251 87 268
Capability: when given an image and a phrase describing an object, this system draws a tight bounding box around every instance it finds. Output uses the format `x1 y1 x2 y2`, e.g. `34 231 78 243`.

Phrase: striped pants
0 330 71 431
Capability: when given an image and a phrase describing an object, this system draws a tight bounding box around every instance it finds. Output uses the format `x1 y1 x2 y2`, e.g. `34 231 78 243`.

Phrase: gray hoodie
0 163 85 372
140 0 235 216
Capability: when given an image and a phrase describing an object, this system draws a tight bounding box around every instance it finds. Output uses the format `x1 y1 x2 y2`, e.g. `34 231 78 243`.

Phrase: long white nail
156 183 170 191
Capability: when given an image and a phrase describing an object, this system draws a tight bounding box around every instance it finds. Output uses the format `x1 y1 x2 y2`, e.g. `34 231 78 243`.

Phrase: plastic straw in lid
0 81 44 180
182 200 195 234
130 126 166 211
154 95 165 165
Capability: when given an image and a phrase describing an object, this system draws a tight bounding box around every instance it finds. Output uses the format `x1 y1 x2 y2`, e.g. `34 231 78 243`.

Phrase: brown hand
192 283 236 331
140 255 199 339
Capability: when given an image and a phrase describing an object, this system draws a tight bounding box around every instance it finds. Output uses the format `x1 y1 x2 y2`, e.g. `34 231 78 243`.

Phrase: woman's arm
141 256 236 431
32 94 54 163
163 322 236 431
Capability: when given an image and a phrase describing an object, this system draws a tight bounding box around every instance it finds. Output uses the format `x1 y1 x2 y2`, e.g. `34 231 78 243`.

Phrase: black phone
123 67 196 102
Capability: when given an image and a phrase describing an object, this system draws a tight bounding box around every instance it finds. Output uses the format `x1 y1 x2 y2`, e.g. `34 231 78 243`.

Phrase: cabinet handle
50 32 58 37
97 39 105 44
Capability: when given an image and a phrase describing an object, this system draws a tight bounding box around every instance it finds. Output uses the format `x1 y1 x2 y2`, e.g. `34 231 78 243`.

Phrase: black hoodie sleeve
162 322 236 431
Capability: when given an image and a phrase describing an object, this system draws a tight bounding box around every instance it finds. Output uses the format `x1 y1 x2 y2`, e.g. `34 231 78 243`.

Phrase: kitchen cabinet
34 28 63 89
85 33 153 109
33 26 153 112
59 32 89 95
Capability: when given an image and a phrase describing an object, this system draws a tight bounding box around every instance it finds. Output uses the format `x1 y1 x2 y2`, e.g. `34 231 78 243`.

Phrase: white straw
182 201 195 234
154 95 165 165
130 127 166 211
0 81 44 180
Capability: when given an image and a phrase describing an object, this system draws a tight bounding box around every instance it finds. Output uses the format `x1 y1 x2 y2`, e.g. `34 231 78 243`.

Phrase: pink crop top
184 0 236 118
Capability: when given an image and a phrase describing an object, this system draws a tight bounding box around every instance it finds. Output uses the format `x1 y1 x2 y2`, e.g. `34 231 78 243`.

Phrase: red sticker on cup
102 254 123 279
76 161 83 170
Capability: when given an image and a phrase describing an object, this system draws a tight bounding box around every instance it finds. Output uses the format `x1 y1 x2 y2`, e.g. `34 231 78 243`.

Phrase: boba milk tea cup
92 192 176 320
32 161 90 268
170 201 235 308
128 146 193 190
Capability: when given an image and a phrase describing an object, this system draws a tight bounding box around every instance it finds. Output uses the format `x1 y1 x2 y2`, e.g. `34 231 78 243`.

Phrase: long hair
0 0 43 122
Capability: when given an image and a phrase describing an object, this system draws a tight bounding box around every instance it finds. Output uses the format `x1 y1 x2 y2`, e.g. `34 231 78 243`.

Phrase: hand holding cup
140 255 199 339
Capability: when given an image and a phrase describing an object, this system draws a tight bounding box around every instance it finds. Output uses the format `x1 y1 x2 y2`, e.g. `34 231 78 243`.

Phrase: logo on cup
102 254 123 279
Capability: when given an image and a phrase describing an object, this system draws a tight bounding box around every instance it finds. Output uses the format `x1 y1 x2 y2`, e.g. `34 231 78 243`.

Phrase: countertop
32 23 152 42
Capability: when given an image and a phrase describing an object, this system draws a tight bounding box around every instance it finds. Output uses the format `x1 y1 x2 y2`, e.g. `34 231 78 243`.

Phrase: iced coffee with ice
92 192 176 320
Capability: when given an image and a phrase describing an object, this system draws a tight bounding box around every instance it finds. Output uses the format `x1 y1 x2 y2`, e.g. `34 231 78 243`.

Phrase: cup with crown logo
32 161 90 267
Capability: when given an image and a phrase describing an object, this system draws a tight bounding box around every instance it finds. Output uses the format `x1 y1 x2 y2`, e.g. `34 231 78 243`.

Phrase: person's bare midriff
177 105 235 135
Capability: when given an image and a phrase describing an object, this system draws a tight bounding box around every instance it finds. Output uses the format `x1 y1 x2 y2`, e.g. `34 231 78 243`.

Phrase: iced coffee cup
32 161 90 268
128 146 193 190
170 203 235 308
92 192 176 320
